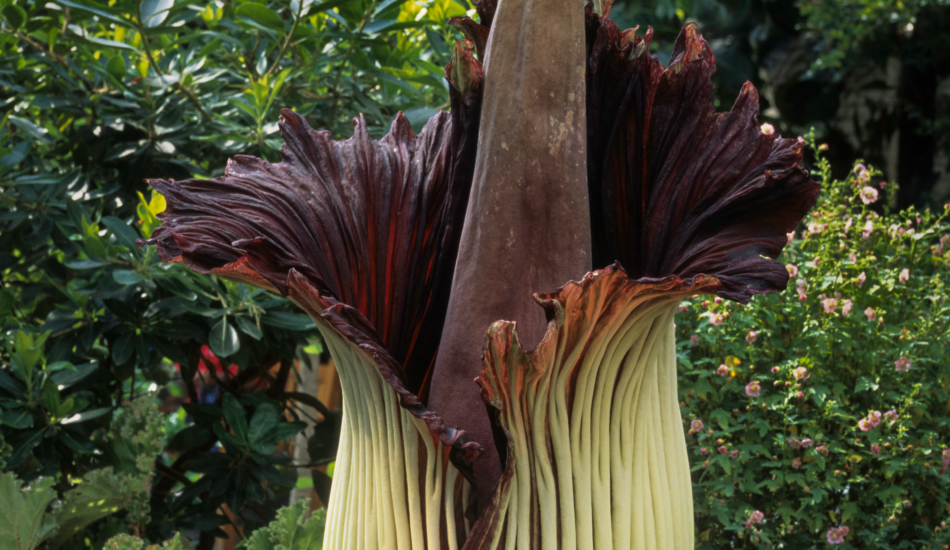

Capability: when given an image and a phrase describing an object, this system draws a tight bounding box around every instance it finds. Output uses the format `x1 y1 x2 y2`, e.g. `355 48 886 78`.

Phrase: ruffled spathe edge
139 107 485 468
585 6 820 303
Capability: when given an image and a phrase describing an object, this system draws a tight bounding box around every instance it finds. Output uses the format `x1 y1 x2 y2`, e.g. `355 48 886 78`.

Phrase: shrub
678 133 950 548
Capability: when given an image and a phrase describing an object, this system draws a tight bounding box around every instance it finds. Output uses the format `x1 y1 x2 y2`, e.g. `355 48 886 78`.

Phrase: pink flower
786 264 798 278
749 510 765 525
690 419 704 434
690 334 700 347
857 271 867 288
771 366 780 374
716 364 730 377
797 391 804 399
867 411 882 428
827 526 850 544
817 445 829 457
788 438 802 449
899 268 910 283
812 257 820 267
730 450 739 459
854 164 868 181
860 186 879 204
822 298 837 313
718 446 728 455
895 356 911 371
787 231 795 244
864 307 876 321
746 330 757 343
808 222 823 234
760 123 775 135
678 305 689 313
862 220 874 239
700 448 709 456
800 438 814 449
793 366 809 381
710 313 724 326
884 410 898 424
858 418 872 432
847 252 856 262
745 381 761 397
714 297 723 305
845 218 853 232
871 444 881 455
791 457 802 469
841 299 853 315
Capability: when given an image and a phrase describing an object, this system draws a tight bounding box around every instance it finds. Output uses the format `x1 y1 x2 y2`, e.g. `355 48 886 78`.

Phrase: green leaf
235 316 263 340
140 0 174 27
61 407 112 425
240 498 324 550
210 318 240 358
235 3 284 30
247 403 281 444
112 333 135 365
106 55 127 78
113 269 146 285
222 393 248 444
1 5 27 30
102 216 140 250
82 36 138 51
0 474 58 550
1 409 32 429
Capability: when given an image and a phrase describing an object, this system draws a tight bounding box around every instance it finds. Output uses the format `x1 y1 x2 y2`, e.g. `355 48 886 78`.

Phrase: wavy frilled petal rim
139 97 484 467
464 265 720 548
585 6 820 303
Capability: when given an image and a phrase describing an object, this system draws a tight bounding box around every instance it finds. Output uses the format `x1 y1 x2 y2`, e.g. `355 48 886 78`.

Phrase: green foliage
0 473 58 550
0 0 458 543
240 499 325 550
102 532 189 550
47 396 165 549
678 135 950 548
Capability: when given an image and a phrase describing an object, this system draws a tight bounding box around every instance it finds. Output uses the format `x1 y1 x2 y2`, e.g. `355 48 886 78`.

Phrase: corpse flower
140 0 818 547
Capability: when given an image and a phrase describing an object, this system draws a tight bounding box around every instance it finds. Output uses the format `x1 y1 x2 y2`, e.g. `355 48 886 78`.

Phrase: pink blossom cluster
895 356 911 372
858 410 882 431
689 419 704 435
826 526 850 544
792 366 809 381
744 510 764 528
745 381 761 397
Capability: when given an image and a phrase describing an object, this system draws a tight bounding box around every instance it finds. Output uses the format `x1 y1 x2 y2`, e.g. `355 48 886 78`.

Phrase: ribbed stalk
476 271 710 549
318 329 473 550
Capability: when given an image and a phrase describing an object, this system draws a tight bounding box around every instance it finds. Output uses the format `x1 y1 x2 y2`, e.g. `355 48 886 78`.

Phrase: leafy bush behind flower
678 133 950 549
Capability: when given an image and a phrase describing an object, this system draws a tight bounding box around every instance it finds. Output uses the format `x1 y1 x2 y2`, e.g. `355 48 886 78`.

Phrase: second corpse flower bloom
139 0 818 547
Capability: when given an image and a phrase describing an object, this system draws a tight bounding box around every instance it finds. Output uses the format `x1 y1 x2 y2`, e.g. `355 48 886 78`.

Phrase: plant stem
327 0 379 132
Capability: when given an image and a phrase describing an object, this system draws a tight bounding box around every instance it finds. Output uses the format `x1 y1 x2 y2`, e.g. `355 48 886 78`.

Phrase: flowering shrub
677 132 950 548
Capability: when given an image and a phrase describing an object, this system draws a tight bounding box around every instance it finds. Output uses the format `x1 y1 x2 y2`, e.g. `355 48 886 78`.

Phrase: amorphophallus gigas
139 0 819 547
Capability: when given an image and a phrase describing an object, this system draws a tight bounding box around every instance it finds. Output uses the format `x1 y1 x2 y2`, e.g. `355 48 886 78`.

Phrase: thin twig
328 0 380 130
263 0 305 78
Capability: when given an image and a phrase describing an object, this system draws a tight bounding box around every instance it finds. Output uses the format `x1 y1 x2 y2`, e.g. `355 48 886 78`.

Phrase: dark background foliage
613 0 950 208
0 0 461 546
